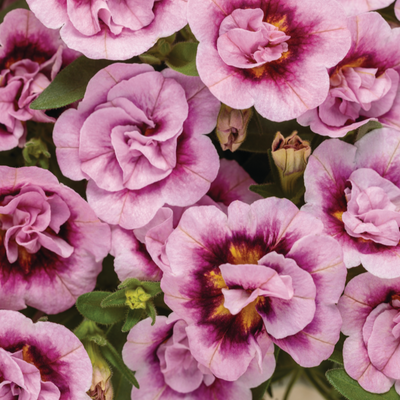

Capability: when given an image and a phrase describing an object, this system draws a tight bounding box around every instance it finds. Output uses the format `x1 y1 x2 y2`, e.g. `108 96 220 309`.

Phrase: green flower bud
125 287 152 310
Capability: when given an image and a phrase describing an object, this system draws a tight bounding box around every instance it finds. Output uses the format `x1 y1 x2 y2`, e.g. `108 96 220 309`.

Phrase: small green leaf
101 290 128 308
111 369 132 400
118 278 141 290
250 183 284 199
122 309 144 332
326 369 399 400
86 334 108 346
141 281 162 297
101 340 139 388
146 301 157 325
251 378 272 400
139 53 162 66
328 333 345 365
165 42 199 76
30 56 114 110
76 292 127 325
356 121 383 142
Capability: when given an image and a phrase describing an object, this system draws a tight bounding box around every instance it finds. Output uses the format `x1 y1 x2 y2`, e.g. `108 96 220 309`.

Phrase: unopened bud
271 131 311 196
85 341 113 400
216 105 252 152
125 287 151 310
22 137 51 169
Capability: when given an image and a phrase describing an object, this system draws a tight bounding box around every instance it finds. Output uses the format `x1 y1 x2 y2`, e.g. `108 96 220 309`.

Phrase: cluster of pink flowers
1 0 400 399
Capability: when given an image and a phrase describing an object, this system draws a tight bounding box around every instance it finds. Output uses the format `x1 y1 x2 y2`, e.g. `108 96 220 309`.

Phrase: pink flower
0 9 78 151
122 315 258 399
26 0 187 60
0 166 110 314
161 198 346 381
188 0 351 121
0 309 92 400
110 159 261 281
54 63 220 230
298 13 400 137
338 272 400 394
337 0 397 17
302 127 400 278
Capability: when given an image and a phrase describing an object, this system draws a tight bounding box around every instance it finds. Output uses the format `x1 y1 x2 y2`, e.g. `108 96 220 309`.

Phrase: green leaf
326 369 400 400
101 290 128 308
118 278 141 290
30 56 114 110
165 42 199 76
250 183 284 199
146 301 157 325
0 0 29 23
76 292 127 325
328 333 345 365
252 378 272 400
111 369 132 400
356 121 383 142
141 281 162 297
122 309 144 332
101 340 139 388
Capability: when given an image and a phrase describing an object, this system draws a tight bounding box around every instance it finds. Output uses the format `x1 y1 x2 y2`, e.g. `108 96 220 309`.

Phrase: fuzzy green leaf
141 281 162 297
250 183 284 199
101 290 128 308
101 340 139 388
118 278 141 290
30 56 113 110
122 309 144 332
146 301 157 325
165 42 199 76
76 292 127 325
326 369 399 400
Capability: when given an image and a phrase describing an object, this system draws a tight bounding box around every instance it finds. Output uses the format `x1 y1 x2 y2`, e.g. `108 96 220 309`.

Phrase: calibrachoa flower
0 310 92 399
26 0 187 60
303 127 400 278
0 9 78 151
54 63 220 230
161 198 346 381
338 272 400 394
298 12 400 137
0 166 110 314
110 159 261 281
122 315 263 399
188 0 351 122
337 0 400 19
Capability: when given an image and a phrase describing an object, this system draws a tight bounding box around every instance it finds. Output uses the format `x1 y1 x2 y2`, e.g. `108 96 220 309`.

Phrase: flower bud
85 341 114 400
125 287 152 310
216 104 252 152
22 137 51 168
271 131 311 196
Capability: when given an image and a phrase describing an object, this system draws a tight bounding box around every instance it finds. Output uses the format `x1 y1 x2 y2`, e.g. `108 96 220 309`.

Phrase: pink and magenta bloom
110 159 261 281
0 166 110 314
298 12 400 137
123 315 258 399
161 198 346 381
0 310 92 399
0 9 78 151
303 127 400 278
188 0 351 122
338 273 400 394
26 0 187 60
54 63 220 230
337 0 400 20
